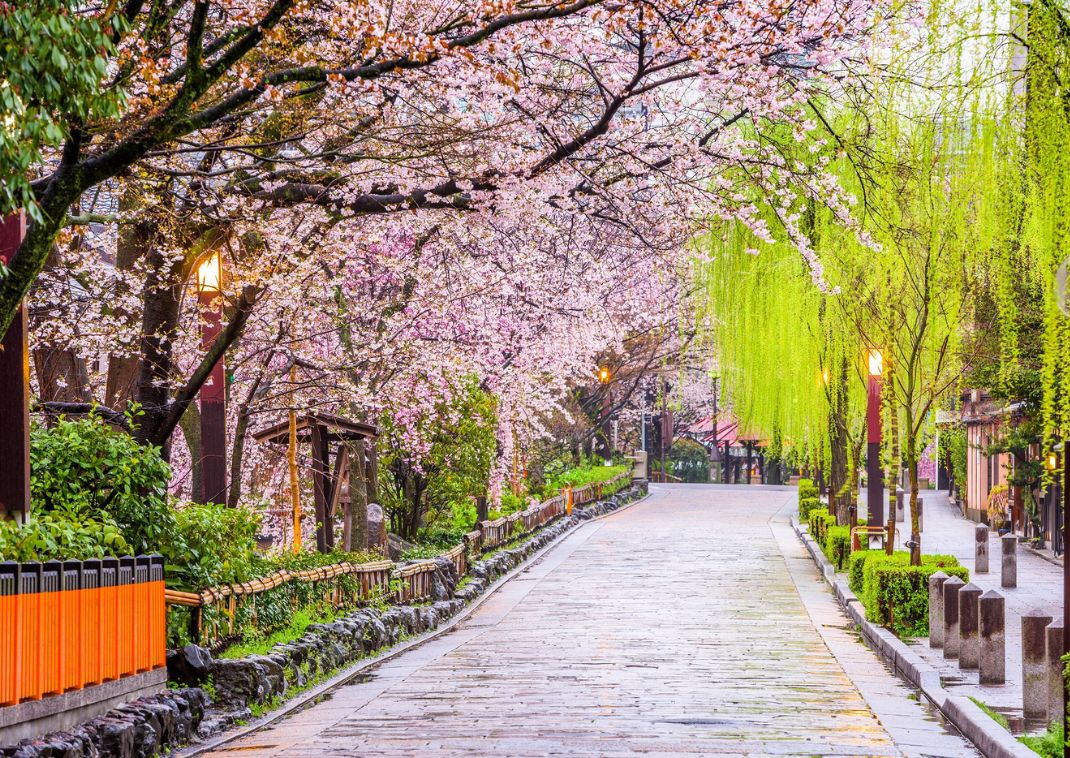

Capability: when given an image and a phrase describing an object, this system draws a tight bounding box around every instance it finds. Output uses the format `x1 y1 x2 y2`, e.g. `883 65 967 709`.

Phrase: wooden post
311 422 331 552
0 211 30 519
287 385 301 553
196 257 226 504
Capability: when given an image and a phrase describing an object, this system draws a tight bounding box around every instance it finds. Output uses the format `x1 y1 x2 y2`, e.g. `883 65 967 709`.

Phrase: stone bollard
1046 618 1065 724
942 576 965 659
975 524 989 574
979 590 1005 684
917 497 924 532
1022 608 1053 719
1001 535 1017 588
895 488 905 523
929 571 949 648
958 582 983 669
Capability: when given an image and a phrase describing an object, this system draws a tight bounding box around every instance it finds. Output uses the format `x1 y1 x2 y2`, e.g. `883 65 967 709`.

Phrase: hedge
799 496 822 521
798 478 818 501
807 507 837 548
849 551 968 637
822 526 852 570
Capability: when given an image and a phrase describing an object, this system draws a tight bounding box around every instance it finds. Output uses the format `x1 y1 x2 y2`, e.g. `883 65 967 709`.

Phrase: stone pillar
974 524 989 574
929 571 949 648
1022 608 1053 719
979 590 1005 684
942 576 965 659
917 497 924 532
895 488 905 522
1001 535 1017 589
958 583 982 669
1046 618 1065 724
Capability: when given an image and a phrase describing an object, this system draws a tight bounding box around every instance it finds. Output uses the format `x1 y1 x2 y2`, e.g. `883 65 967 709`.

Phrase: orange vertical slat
117 557 135 678
82 560 102 686
101 558 118 682
19 563 41 702
0 562 18 706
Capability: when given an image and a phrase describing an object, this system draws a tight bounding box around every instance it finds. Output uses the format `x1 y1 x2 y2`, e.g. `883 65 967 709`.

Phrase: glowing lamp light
195 252 222 294
1048 451 1059 471
598 365 612 384
867 349 883 377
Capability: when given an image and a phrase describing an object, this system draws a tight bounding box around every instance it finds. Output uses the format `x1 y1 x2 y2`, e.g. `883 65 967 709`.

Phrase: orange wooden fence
0 555 165 707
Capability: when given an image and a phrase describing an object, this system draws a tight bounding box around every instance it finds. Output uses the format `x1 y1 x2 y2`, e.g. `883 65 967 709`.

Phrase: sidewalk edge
791 518 1035 758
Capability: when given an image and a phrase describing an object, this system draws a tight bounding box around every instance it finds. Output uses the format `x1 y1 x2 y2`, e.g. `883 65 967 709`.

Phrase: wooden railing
166 469 634 646
1 555 166 706
165 560 394 648
392 561 437 604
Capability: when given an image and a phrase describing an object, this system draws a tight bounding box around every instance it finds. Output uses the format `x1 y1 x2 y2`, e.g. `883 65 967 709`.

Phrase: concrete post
895 488 905 522
917 497 924 532
942 576 965 659
1022 608 1053 719
958 583 982 669
929 571 949 648
974 524 989 574
979 590 1005 684
1001 535 1017 588
1045 618 1065 725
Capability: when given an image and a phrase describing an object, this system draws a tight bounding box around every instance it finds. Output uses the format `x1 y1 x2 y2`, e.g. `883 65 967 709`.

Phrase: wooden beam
0 212 29 518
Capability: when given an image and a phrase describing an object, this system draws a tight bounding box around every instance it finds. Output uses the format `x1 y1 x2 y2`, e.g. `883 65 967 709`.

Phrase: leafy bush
161 502 262 592
543 462 629 497
807 508 836 547
823 526 852 570
799 496 822 521
0 513 131 561
853 551 967 636
797 478 818 500
30 413 173 554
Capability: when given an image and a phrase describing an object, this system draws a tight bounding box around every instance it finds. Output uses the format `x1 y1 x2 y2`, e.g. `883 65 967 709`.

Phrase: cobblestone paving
206 485 976 757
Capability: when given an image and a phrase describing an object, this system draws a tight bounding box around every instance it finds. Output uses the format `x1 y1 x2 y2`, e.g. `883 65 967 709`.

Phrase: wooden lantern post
0 212 29 519
195 253 227 504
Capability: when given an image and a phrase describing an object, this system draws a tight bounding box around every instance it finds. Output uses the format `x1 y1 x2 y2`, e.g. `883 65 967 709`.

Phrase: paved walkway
205 485 976 756
881 489 1063 730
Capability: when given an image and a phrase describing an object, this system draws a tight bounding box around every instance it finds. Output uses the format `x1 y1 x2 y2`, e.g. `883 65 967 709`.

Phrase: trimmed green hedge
807 507 837 548
799 496 822 521
823 526 852 570
798 478 818 501
848 551 968 637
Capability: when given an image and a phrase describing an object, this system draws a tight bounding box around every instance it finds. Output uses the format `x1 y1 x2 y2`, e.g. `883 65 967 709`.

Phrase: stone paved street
205 485 977 757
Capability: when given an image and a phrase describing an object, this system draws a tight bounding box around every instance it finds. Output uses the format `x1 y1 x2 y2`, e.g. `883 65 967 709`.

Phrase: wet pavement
204 485 977 756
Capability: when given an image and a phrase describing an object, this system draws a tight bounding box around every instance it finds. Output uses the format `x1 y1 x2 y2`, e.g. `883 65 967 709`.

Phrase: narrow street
205 486 977 757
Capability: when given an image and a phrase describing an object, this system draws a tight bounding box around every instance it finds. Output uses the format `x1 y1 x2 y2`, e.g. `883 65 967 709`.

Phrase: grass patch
220 608 344 659
969 697 1009 730
1020 721 1064 757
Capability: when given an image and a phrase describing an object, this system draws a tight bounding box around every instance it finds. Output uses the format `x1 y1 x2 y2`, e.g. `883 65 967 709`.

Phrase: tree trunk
906 434 922 566
105 189 152 408
347 439 368 550
829 358 849 523
131 243 183 457
177 404 203 502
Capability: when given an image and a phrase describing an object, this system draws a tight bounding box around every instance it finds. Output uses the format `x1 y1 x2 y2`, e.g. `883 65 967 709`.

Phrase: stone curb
792 518 1034 758
178 482 652 757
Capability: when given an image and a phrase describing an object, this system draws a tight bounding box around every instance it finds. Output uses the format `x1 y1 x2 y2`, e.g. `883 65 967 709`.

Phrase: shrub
799 496 822 521
823 526 852 570
0 513 131 561
807 508 836 547
161 501 262 592
30 413 173 554
857 551 968 636
797 477 818 500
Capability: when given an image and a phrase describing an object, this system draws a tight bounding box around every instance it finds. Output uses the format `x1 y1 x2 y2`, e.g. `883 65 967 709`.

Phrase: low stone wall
0 689 208 758
1 481 647 758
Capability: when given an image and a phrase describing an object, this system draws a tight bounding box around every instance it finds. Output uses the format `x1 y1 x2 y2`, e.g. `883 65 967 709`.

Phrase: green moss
969 697 1010 730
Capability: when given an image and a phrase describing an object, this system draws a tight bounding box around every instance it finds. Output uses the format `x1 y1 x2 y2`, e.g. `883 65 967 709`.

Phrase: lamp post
866 350 884 531
0 212 29 520
195 252 226 504
598 365 612 464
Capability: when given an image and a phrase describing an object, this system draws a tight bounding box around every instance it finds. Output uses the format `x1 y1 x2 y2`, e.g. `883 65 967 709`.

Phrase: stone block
1022 608 1053 719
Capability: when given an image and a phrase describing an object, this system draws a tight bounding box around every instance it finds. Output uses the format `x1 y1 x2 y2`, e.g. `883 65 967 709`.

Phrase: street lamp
195 252 227 505
866 349 884 539
597 365 612 464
